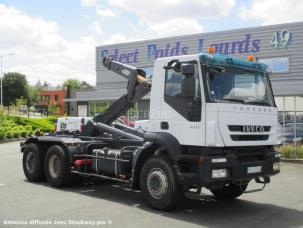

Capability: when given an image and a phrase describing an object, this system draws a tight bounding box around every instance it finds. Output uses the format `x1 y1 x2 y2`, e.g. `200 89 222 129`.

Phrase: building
40 88 67 116
67 21 303 143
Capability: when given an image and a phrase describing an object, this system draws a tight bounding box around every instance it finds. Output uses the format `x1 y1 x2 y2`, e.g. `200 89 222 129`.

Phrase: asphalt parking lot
0 141 303 228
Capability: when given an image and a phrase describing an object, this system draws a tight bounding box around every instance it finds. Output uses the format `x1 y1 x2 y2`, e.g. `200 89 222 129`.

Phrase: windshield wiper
245 101 272 106
218 98 246 104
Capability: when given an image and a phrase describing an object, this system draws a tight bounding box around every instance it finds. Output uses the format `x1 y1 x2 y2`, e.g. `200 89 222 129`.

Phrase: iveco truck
21 50 281 210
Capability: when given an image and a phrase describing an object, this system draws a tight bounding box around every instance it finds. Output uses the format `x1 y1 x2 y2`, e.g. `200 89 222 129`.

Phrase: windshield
206 66 275 107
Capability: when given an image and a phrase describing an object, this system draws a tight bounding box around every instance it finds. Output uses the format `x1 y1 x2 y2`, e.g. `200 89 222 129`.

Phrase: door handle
160 122 169 130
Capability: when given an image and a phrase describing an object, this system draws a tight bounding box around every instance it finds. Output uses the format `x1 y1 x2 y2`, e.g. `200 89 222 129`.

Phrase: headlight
212 169 228 178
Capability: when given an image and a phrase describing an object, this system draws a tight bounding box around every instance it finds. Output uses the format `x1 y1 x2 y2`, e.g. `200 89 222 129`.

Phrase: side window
165 70 184 96
164 63 201 121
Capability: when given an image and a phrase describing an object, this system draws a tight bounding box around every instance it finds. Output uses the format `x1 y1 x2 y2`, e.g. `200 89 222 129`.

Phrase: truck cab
149 53 279 147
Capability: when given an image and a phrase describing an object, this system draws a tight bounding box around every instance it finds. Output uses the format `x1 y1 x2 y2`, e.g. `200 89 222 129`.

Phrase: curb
281 158 303 164
0 138 26 144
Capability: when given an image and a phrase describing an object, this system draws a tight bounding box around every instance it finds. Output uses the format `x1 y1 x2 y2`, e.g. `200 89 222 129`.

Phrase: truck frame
21 52 280 210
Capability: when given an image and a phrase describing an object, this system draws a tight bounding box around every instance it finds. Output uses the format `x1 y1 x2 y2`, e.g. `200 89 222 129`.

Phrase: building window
41 95 50 101
258 57 289 73
55 95 59 102
275 96 303 155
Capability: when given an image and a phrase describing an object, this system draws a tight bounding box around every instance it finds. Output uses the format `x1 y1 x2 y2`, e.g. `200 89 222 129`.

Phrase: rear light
74 159 92 166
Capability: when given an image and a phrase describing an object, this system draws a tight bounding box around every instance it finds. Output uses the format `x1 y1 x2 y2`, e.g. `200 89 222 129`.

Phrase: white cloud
80 0 98 8
149 18 204 37
96 7 117 17
90 21 103 35
0 4 97 85
103 34 128 44
239 0 303 25
108 0 236 22
80 0 235 39
102 0 233 37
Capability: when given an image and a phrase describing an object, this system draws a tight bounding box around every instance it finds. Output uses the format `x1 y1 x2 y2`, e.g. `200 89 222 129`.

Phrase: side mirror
181 63 195 77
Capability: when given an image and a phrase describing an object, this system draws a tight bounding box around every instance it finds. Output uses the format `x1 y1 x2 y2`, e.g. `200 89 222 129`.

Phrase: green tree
43 81 50 88
63 79 93 90
27 85 40 107
48 102 59 115
15 97 27 115
35 80 43 90
2 72 28 106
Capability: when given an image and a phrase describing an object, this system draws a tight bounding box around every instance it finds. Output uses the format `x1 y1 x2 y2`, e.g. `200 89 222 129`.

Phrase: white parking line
79 189 95 193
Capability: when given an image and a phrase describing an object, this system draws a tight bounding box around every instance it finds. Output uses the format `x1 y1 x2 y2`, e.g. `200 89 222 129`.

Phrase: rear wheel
140 156 184 211
44 145 80 187
22 143 45 182
211 182 248 200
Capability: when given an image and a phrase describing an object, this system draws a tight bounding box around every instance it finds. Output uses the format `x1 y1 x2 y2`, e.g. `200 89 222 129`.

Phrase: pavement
0 141 303 228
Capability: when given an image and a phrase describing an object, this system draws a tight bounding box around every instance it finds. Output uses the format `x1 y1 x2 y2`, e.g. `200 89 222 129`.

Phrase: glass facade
143 67 153 78
275 96 303 154
88 100 139 123
258 57 289 73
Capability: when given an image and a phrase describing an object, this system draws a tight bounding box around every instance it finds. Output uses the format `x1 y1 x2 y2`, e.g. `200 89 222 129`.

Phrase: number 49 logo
271 30 292 49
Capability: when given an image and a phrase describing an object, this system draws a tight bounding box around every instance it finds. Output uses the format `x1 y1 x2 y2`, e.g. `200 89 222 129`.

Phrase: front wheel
211 182 248 200
140 156 184 211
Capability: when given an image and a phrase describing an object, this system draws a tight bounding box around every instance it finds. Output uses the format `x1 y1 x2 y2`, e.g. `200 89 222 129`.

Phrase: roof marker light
208 47 215 53
247 55 254 62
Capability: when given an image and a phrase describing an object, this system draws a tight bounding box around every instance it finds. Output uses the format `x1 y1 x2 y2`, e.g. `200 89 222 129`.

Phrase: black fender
21 137 71 162
21 137 39 153
131 132 181 189
143 132 181 162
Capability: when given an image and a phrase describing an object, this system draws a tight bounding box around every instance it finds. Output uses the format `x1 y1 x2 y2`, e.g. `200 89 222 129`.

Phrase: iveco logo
242 125 265 133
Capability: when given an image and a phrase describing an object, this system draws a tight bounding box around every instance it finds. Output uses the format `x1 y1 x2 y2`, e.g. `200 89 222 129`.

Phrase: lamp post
0 53 14 106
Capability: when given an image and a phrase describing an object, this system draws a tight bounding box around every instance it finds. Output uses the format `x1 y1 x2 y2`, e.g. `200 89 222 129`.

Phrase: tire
23 143 45 182
211 182 248 200
140 155 185 211
44 145 80 187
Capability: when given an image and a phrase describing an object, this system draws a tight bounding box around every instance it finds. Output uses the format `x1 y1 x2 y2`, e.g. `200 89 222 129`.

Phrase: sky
0 0 302 86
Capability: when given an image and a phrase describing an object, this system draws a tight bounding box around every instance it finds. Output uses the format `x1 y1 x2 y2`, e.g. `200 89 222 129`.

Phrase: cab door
151 58 206 146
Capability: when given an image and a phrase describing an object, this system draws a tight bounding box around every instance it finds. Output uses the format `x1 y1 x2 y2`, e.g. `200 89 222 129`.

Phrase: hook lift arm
82 57 152 136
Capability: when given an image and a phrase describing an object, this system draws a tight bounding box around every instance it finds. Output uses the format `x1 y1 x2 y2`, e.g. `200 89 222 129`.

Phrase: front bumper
177 149 280 187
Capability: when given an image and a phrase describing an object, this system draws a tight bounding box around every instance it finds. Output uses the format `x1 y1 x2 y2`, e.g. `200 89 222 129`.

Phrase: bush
5 132 13 139
13 131 21 138
23 118 54 132
296 146 303 159
21 130 28 138
0 131 5 140
277 145 294 158
24 125 32 131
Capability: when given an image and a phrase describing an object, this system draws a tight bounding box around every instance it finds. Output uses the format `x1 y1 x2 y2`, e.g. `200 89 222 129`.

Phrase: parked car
282 123 303 143
118 116 135 127
134 119 150 132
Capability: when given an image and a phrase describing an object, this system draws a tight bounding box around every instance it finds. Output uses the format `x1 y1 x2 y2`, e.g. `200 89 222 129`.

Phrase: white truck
21 51 280 210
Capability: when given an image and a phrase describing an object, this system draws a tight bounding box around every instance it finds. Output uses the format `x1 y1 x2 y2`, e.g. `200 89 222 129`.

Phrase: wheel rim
26 151 35 173
147 168 168 199
48 154 61 178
